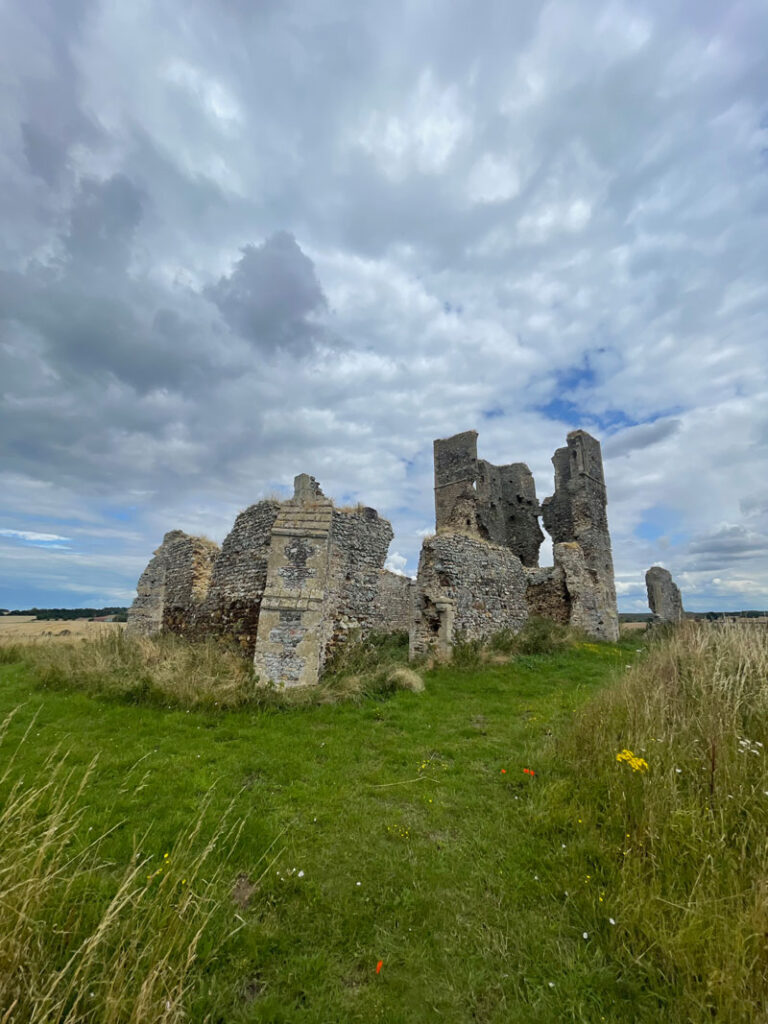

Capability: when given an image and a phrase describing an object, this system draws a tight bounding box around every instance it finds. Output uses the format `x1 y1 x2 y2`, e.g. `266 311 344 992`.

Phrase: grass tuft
0 709 253 1023
15 630 259 710
548 620 768 1021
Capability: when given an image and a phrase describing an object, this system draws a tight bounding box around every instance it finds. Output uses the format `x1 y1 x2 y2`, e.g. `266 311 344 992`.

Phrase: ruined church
127 428 620 685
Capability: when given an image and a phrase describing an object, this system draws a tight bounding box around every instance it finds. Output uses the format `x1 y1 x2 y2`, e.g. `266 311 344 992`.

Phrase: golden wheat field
0 615 122 645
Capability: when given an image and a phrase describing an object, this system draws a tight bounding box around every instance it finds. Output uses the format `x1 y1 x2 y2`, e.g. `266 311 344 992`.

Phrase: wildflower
376 960 383 974
548 981 555 988
298 870 305 878
523 768 535 776
582 932 589 940
501 769 506 774
356 881 362 887
616 749 648 772
609 917 616 925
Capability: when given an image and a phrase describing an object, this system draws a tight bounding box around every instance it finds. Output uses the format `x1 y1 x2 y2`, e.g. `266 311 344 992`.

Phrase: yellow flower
616 748 648 772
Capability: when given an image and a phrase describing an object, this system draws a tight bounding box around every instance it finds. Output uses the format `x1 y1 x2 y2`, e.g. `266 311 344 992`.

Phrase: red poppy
523 768 536 776
501 768 506 774
376 960 383 974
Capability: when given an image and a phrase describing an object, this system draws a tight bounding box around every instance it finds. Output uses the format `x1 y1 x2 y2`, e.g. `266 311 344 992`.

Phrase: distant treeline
1 607 129 621
620 610 767 622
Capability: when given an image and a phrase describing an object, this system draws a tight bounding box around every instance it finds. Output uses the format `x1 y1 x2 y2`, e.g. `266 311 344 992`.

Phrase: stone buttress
252 478 335 687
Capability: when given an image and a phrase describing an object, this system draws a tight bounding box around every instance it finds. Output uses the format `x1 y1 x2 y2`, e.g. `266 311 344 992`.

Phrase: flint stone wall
326 508 410 643
251 483 409 688
646 566 684 625
523 564 570 624
194 500 280 654
126 530 219 638
417 427 621 649
410 534 528 660
433 431 544 567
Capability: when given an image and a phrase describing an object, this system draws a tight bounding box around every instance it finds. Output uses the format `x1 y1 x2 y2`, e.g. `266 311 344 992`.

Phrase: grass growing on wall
0 623 765 1021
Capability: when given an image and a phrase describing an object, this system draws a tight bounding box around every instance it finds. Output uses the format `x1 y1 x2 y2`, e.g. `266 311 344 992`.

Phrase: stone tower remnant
434 429 544 566
410 427 619 659
645 566 684 625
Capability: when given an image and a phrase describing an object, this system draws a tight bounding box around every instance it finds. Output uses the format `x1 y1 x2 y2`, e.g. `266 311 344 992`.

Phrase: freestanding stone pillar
646 566 684 625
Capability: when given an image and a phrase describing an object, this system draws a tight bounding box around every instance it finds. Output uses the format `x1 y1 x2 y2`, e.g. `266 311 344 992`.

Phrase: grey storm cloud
1 0 768 610
603 418 682 459
204 232 328 352
64 173 145 273
688 525 768 562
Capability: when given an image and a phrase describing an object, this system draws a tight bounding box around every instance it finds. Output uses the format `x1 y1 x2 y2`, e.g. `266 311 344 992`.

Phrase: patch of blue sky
634 505 689 546
482 406 504 420
102 505 135 522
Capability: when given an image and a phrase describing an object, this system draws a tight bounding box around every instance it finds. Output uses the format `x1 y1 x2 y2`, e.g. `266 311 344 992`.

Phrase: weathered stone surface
128 473 407 686
253 491 335 688
410 534 528 660
553 541 609 638
523 564 570 624
433 431 544 566
541 431 619 641
646 566 684 625
127 530 219 637
414 426 620 654
194 500 280 654
252 477 408 687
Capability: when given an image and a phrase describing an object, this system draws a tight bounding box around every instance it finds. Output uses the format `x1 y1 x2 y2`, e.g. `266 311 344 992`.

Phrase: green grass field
1 624 766 1023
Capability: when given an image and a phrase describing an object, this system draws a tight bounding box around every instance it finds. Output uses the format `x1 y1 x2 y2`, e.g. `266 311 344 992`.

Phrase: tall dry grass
0 708 254 1023
19 630 259 709
559 621 768 1020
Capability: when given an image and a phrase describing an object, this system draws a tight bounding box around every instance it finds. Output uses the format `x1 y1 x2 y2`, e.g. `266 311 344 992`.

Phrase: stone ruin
127 428 620 685
127 474 411 686
410 428 619 658
645 566 685 626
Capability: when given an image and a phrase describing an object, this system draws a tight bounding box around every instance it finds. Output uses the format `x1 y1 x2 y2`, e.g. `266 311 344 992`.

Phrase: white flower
675 768 682 774
297 870 305 878
548 981 555 988
609 918 616 925
582 932 589 939
356 881 362 886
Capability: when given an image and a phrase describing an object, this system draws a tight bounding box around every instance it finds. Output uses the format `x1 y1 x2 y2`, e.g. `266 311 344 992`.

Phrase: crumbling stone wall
325 507 406 643
128 475 406 687
127 530 219 638
373 570 412 634
128 424 621 685
414 426 620 653
410 534 528 660
194 500 280 654
646 566 684 625
433 430 544 567
523 565 570 625
542 431 619 641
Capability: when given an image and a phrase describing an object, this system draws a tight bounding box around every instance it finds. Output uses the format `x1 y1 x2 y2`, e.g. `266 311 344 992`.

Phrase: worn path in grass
0 641 642 1023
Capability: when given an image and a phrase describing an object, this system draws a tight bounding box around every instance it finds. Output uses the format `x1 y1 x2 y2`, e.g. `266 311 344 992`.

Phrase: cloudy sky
1 0 767 613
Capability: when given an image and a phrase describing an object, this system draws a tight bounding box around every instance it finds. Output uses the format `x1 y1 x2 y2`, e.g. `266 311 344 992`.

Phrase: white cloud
1 0 767 612
0 529 70 544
